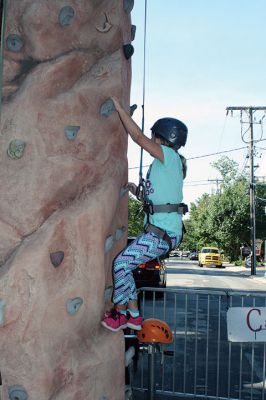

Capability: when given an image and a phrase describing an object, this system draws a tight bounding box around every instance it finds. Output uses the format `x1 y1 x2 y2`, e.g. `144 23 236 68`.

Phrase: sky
128 0 266 207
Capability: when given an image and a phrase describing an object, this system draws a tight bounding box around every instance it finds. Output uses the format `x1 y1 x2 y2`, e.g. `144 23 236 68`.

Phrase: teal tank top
144 145 184 237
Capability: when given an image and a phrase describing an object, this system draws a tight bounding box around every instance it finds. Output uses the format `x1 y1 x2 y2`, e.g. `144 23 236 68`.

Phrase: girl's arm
111 97 164 162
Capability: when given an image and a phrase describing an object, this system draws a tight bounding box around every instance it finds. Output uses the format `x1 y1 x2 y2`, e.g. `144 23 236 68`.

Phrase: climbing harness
143 202 188 215
143 200 188 252
144 223 173 252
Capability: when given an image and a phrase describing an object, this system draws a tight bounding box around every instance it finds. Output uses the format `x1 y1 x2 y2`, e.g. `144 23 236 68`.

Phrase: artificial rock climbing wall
0 0 135 399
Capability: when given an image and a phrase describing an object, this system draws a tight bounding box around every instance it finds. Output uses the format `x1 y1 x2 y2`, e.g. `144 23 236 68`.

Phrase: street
166 257 266 291
132 257 266 400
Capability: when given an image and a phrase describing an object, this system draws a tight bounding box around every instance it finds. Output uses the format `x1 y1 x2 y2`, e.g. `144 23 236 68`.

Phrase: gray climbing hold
115 227 126 241
123 0 134 14
104 287 113 301
100 99 115 118
131 25 136 41
130 104 137 116
119 185 129 198
105 235 114 253
64 125 80 141
50 251 64 268
123 44 134 60
58 6 75 26
6 34 24 52
0 299 6 326
66 297 83 316
8 385 28 400
7 139 26 160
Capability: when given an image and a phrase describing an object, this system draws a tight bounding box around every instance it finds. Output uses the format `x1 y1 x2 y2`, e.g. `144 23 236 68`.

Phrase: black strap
144 223 173 252
143 202 188 215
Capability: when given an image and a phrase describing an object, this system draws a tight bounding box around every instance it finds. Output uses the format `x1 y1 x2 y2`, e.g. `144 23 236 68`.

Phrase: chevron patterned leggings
112 231 178 305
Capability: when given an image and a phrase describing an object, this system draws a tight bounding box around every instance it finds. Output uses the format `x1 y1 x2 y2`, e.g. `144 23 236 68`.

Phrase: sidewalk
224 262 266 283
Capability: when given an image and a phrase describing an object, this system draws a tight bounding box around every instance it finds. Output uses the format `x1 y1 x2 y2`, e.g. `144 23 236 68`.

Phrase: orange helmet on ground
137 319 173 344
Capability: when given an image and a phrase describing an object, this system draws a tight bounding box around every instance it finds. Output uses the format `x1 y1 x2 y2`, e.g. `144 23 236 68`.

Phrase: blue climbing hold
119 185 129 198
104 287 113 301
6 34 24 52
0 299 6 325
58 6 75 26
64 125 80 141
66 298 83 316
100 99 115 118
115 227 126 241
8 385 28 400
105 235 114 252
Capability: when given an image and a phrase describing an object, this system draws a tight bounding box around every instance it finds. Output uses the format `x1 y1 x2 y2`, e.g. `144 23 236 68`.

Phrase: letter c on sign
246 308 262 332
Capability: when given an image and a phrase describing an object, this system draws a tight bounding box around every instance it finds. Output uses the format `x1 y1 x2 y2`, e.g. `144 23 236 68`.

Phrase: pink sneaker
101 308 128 332
127 313 143 331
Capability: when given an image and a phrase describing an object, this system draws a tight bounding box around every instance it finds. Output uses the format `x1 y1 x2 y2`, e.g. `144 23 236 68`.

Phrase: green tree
183 157 252 260
256 183 266 239
128 195 144 236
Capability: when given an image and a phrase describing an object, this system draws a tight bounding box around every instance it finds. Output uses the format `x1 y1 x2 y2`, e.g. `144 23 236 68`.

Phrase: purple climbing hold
50 251 64 268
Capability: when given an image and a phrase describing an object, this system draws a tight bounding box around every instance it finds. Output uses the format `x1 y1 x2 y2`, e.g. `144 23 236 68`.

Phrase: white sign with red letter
227 307 266 342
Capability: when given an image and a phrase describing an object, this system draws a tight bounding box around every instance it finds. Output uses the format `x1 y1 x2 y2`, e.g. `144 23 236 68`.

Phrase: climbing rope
0 0 7 118
136 0 148 201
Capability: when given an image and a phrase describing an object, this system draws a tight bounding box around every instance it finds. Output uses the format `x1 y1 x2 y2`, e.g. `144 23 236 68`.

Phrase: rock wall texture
0 0 134 399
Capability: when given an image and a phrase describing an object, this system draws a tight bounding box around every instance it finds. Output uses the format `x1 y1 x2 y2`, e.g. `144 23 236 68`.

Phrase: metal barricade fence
132 287 266 400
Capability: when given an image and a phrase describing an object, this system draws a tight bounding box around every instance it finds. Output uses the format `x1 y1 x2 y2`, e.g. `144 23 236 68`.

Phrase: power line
128 144 248 170
187 145 247 160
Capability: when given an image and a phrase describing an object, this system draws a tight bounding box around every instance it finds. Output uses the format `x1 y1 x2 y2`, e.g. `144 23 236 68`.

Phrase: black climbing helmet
151 117 188 148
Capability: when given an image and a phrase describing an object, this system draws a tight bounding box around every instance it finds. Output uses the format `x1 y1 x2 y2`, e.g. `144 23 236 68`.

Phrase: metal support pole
147 344 156 400
226 106 266 276
249 109 256 275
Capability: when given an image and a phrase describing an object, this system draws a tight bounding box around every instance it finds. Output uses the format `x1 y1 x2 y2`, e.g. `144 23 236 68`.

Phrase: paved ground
131 261 266 399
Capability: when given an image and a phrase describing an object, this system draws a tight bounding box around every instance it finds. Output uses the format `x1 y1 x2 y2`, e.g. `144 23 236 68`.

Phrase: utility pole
226 106 266 276
208 179 223 194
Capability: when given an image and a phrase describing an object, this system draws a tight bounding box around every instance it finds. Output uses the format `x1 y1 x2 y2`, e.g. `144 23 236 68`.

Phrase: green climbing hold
7 139 26 160
123 0 134 14
123 44 134 60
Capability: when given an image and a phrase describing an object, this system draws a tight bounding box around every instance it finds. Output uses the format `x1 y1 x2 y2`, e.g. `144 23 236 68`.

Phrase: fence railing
132 287 266 400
